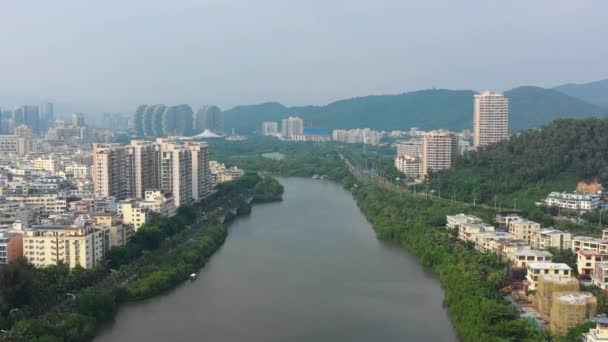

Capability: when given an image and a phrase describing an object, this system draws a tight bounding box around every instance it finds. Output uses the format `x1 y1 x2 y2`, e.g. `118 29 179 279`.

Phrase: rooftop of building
514 249 553 257
539 228 569 235
528 262 572 271
573 236 607 243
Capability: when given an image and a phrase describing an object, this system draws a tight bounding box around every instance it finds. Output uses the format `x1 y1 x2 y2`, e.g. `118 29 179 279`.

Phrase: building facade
473 91 509 149
421 130 457 178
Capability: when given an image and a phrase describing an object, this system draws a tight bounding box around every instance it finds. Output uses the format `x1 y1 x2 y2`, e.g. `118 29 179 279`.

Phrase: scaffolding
534 275 579 318
549 292 597 336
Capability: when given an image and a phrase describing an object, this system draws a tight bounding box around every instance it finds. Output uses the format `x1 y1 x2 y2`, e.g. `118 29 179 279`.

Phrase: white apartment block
508 220 540 245
129 140 159 199
140 190 176 217
446 214 483 230
458 222 495 243
526 262 573 291
532 229 572 250
332 128 383 146
421 130 457 178
261 121 279 136
572 236 608 253
24 224 110 269
0 135 30 156
473 91 509 149
395 139 421 157
506 249 552 268
474 231 514 253
544 192 601 212
92 143 131 199
185 141 210 200
394 155 421 179
65 164 90 179
281 117 303 140
159 141 193 207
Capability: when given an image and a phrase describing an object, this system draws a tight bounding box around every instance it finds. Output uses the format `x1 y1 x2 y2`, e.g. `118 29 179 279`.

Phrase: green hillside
554 79 608 108
426 118 608 211
223 87 606 133
506 86 607 131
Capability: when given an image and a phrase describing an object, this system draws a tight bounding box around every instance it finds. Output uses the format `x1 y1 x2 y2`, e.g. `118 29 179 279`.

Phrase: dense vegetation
427 118 608 213
354 186 546 341
206 138 358 188
0 174 283 341
222 87 606 133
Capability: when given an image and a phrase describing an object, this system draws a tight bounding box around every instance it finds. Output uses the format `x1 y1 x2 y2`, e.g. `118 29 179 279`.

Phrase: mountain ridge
224 86 607 133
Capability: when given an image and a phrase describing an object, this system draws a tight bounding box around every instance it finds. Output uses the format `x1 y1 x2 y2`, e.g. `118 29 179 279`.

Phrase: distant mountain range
224 86 608 133
553 79 608 108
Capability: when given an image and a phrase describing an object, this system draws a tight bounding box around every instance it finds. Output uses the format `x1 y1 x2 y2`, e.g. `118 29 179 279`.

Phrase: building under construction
549 292 597 336
534 275 580 318
531 274 597 335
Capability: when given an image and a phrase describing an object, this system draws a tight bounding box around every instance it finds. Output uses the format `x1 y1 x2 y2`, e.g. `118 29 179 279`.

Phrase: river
96 177 457 342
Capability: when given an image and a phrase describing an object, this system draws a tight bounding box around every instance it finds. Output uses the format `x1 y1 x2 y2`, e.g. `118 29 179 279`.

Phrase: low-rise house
446 214 483 230
544 192 601 212
508 219 541 245
475 231 513 253
577 250 608 278
507 249 553 268
532 229 572 250
526 262 573 292
582 317 608 342
572 236 608 253
458 222 495 242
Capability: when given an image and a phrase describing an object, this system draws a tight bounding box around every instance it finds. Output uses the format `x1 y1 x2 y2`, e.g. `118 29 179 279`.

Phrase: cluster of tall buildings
92 139 210 207
131 104 223 138
394 91 509 180
0 103 54 135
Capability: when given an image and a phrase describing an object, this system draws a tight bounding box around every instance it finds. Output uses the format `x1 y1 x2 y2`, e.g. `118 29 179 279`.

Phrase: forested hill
426 118 608 210
554 79 608 108
223 86 607 133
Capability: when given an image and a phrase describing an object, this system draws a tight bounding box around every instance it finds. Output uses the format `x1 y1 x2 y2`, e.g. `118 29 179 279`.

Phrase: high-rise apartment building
195 105 223 134
421 130 458 178
128 140 159 199
473 91 509 149
185 141 210 200
159 140 193 207
395 139 422 157
93 139 210 207
261 121 279 136
281 117 303 139
92 144 132 199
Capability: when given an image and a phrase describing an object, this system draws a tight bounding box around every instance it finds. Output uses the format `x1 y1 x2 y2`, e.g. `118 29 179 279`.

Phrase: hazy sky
1 0 607 112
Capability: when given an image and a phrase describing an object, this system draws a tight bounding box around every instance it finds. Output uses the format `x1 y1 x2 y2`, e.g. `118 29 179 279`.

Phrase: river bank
1 174 283 342
95 177 457 342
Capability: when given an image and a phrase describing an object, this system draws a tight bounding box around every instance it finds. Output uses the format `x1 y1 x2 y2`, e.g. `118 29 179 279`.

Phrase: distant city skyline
0 0 607 114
